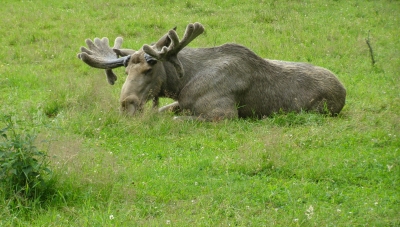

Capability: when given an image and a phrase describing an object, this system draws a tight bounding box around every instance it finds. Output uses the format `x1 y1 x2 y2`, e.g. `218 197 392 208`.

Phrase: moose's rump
236 60 346 117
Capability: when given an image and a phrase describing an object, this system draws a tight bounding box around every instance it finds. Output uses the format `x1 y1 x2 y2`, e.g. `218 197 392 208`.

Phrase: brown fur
120 46 346 120
79 23 346 121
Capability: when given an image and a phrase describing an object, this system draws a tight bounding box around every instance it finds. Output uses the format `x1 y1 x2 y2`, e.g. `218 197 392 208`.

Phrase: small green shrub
0 116 55 208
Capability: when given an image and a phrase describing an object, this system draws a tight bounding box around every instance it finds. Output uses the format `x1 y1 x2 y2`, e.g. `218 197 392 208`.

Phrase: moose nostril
120 102 136 115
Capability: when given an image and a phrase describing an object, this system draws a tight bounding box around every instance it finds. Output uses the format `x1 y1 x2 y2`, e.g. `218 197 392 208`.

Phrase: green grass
1 0 399 226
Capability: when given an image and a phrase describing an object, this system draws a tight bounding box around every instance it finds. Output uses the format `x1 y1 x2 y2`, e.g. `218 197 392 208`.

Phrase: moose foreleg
152 97 159 108
158 101 180 113
173 97 238 121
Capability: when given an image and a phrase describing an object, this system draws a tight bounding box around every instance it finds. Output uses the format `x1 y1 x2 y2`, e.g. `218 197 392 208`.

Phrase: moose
78 22 346 121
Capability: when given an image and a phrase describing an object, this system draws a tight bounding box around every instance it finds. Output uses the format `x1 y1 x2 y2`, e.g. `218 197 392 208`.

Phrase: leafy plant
0 116 54 208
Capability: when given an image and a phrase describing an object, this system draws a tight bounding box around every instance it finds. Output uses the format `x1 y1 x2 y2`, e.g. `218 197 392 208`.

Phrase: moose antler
143 23 204 60
78 37 131 85
142 22 204 78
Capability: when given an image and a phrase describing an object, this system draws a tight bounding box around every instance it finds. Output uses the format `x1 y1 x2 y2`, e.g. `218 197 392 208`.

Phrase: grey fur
78 23 346 121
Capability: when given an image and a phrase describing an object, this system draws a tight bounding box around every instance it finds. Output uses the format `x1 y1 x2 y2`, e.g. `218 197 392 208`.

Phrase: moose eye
147 59 157 66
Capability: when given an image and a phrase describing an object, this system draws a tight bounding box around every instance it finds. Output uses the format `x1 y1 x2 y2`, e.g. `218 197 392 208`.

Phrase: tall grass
1 0 399 226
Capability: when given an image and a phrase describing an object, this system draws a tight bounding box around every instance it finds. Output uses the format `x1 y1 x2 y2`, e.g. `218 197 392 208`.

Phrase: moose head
77 23 204 116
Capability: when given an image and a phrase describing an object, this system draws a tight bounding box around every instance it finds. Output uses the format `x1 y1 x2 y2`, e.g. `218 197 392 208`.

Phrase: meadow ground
0 0 399 226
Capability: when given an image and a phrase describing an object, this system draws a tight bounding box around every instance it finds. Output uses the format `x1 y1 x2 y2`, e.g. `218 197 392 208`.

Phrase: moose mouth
120 95 144 116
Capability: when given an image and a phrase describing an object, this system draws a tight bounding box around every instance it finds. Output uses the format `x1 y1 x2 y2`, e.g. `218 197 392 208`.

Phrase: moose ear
154 26 176 50
144 53 157 65
155 34 171 50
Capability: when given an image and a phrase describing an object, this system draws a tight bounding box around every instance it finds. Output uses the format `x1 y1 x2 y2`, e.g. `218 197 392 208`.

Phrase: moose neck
159 48 199 100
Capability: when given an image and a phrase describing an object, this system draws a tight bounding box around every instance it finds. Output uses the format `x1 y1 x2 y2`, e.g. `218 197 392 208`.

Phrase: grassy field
1 0 399 226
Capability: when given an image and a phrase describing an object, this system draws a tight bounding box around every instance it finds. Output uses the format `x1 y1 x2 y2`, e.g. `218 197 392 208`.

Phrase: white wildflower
109 215 114 220
305 205 314 220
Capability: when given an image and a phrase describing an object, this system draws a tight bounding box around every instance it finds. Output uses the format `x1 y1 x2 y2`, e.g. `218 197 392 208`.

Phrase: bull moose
77 22 346 121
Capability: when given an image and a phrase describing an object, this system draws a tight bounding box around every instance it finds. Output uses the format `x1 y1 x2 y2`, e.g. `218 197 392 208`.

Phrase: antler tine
105 69 117 85
94 38 119 59
107 37 127 85
175 22 204 53
113 37 123 49
78 46 94 57
142 45 165 60
97 37 109 49
85 38 99 52
166 22 204 56
166 30 180 54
